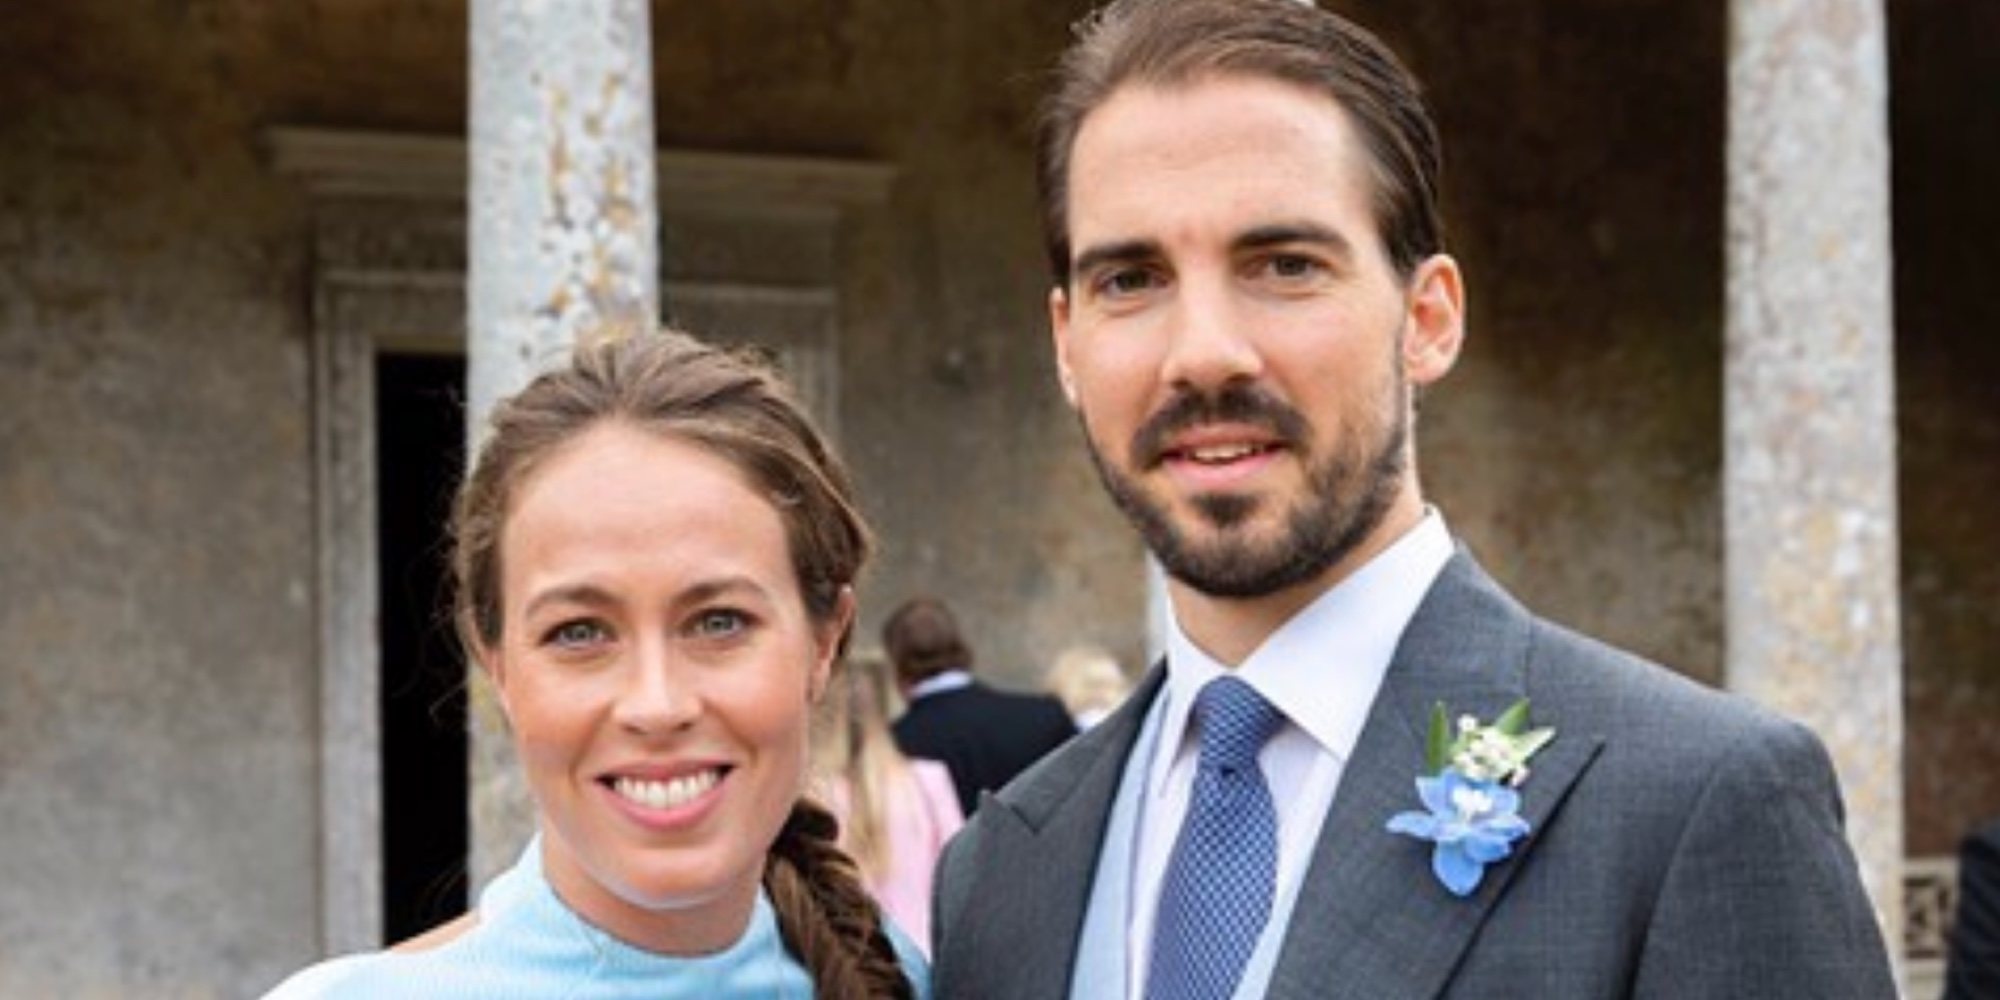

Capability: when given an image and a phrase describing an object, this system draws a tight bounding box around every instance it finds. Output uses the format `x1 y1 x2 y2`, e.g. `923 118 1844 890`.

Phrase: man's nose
1160 272 1263 392
612 640 700 735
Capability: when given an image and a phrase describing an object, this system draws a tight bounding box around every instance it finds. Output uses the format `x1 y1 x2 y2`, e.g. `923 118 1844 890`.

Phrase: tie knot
1193 676 1282 773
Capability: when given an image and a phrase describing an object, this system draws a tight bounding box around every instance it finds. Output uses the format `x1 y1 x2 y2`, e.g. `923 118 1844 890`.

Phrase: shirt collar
907 668 974 701
1155 509 1455 793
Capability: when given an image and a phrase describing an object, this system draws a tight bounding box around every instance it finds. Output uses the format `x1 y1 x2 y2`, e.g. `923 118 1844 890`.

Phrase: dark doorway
375 352 469 942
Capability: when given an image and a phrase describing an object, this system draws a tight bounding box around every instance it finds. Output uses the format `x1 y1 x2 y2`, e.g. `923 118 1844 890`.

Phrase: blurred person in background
1947 816 2000 1000
1044 642 1133 730
813 652 964 953
882 596 1077 816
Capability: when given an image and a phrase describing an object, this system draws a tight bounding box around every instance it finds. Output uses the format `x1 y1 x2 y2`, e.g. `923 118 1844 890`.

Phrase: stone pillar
1725 0 1902 973
466 0 658 887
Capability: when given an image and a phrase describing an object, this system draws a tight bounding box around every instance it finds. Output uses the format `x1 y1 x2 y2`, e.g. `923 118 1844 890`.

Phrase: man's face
1051 73 1462 600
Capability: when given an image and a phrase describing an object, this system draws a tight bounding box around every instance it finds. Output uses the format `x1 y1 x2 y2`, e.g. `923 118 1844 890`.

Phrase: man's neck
1172 496 1426 667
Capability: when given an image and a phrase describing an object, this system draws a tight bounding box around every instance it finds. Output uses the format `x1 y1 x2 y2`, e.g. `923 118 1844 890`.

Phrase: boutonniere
1385 699 1555 897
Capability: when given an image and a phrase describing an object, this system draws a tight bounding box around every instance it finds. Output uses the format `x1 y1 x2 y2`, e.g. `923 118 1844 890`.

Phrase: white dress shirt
1124 511 1455 997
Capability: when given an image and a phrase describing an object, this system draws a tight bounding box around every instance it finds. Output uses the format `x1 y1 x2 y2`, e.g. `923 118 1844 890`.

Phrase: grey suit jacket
932 551 1895 998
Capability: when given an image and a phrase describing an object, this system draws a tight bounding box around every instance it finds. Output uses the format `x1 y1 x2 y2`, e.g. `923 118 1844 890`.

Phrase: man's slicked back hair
1036 0 1445 285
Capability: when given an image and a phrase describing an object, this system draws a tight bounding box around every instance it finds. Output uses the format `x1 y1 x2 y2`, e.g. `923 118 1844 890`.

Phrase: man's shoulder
948 680 1073 724
989 683 1077 724
1522 615 1832 787
1966 815 2000 856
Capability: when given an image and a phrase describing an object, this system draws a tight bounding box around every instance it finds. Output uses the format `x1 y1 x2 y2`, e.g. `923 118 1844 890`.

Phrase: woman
813 653 963 952
265 329 924 998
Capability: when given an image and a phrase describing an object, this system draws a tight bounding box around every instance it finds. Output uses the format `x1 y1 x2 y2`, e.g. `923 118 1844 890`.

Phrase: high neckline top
260 836 929 999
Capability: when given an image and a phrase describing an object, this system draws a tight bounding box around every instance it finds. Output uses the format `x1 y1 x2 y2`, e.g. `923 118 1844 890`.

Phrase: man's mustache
1129 384 1312 468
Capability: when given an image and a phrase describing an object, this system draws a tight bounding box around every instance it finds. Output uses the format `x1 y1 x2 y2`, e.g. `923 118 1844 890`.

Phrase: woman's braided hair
766 799 916 999
450 326 908 996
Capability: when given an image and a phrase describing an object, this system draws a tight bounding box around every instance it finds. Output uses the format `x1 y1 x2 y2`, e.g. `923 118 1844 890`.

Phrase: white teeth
613 770 720 810
1188 443 1260 463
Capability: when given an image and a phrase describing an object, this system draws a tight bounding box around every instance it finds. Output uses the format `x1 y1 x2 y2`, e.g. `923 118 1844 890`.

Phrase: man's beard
1082 378 1410 599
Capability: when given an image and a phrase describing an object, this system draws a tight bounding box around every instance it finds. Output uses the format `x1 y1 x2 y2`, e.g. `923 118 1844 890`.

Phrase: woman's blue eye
692 609 748 638
547 620 607 648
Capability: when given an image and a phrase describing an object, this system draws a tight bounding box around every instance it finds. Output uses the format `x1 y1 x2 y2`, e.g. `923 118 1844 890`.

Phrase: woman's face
482 420 847 954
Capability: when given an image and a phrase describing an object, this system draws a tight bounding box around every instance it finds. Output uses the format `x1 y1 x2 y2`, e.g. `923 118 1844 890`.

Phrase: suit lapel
1267 552 1605 1000
956 669 1165 997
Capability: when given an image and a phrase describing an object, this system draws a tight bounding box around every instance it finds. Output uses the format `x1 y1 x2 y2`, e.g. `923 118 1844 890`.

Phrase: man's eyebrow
1070 238 1161 280
1236 222 1357 265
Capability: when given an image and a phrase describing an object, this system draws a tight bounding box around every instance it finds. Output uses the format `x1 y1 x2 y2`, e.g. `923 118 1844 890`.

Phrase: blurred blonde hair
813 651 907 878
1045 643 1131 722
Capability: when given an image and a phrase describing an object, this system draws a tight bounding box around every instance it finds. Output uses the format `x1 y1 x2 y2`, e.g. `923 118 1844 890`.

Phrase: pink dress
825 759 965 954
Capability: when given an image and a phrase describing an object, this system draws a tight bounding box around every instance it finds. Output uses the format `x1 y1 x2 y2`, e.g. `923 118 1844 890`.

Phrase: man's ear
1403 254 1466 388
811 587 858 703
1050 285 1079 407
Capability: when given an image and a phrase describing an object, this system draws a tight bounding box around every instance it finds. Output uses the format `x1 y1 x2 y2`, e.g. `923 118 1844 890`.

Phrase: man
883 596 1078 816
930 2 1896 998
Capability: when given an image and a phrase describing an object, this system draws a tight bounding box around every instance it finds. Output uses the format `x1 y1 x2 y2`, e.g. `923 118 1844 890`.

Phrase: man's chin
1153 529 1309 594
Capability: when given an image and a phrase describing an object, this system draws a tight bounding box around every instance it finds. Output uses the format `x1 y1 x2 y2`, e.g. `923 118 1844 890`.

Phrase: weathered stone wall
1364 0 1729 682
2 0 1994 995
0 4 465 996
1889 0 2000 857
643 0 1142 690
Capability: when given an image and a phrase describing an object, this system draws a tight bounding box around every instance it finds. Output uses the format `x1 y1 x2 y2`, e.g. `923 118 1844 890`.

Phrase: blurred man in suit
929 2 1895 997
883 596 1076 816
1947 817 2000 999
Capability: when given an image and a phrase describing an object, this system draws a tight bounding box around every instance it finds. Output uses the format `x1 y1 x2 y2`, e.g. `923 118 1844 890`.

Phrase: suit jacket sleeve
931 808 975 963
1632 716 1895 999
1946 821 2000 1000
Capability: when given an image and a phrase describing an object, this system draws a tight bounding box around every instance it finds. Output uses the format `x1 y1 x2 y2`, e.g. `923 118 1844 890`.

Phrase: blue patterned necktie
1147 675 1285 1000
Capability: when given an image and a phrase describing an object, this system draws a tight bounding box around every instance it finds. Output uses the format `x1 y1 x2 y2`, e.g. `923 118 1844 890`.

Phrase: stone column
1726 0 1902 972
467 0 659 887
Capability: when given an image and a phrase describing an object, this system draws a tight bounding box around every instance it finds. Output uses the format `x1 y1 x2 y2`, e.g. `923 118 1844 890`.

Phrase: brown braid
764 798 915 999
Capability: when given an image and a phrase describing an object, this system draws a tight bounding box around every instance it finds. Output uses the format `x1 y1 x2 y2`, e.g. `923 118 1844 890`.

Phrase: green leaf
1426 702 1451 774
1515 727 1556 760
1492 698 1532 737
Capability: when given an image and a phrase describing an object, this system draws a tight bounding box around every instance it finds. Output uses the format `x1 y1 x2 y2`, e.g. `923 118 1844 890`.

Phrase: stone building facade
1 1 1994 996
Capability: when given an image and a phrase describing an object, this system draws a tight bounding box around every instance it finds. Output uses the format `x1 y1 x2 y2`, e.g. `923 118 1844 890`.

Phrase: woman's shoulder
256 952 390 999
258 913 478 998
883 917 935 1000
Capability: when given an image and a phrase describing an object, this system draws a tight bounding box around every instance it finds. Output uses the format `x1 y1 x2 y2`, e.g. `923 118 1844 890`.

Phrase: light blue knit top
260 839 930 999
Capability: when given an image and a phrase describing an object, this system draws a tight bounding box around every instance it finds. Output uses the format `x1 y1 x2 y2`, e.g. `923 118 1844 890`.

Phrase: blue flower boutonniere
1386 699 1555 897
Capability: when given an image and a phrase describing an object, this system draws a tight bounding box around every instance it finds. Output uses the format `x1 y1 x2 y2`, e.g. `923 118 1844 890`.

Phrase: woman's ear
473 645 517 731
810 587 858 703
1403 253 1466 387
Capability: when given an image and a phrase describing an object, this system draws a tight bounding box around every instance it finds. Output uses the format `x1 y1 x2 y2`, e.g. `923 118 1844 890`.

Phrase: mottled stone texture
4 0 1999 995
0 4 466 996
1726 0 1902 948
465 0 659 894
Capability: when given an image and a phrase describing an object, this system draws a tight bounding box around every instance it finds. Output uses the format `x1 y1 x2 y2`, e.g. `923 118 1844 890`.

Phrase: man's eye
1095 267 1161 297
690 609 749 639
1264 254 1325 279
545 620 608 648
